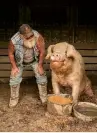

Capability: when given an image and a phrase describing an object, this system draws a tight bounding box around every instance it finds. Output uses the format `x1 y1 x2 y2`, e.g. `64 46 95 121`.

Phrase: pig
45 42 96 104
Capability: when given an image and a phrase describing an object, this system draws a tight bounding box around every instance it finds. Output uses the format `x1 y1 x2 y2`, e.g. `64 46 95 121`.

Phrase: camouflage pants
9 61 47 86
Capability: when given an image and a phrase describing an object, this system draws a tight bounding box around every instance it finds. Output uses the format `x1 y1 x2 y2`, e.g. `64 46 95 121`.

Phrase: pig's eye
56 54 58 56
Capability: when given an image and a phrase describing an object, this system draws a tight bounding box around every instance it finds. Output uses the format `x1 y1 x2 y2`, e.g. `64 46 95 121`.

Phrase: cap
19 24 34 38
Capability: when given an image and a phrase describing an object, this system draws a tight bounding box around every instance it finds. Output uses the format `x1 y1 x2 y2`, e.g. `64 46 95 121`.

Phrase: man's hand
37 65 44 75
11 67 19 77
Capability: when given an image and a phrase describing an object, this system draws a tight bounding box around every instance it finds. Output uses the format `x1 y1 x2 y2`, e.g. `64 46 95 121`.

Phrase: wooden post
70 6 75 43
70 5 78 43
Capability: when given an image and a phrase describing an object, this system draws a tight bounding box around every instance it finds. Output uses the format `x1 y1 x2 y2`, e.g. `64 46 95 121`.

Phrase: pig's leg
85 86 97 103
51 73 60 94
85 87 94 97
72 84 80 104
84 79 94 97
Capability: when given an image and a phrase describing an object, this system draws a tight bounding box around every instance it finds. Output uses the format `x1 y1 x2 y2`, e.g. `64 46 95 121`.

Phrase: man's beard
23 38 36 48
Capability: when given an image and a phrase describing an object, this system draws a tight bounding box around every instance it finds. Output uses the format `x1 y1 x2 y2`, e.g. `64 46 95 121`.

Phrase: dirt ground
0 78 97 132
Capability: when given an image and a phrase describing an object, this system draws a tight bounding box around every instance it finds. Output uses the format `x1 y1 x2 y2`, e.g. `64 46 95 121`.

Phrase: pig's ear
45 45 55 60
66 44 77 58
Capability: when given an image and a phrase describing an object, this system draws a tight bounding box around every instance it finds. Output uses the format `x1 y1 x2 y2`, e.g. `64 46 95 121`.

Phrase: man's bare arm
8 41 17 69
37 34 45 66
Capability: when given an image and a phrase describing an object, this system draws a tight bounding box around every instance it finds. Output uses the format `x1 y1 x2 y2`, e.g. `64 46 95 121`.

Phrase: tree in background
18 5 31 25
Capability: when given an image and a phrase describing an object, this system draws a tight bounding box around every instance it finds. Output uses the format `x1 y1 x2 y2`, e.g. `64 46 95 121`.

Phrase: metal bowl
73 102 97 122
47 94 73 116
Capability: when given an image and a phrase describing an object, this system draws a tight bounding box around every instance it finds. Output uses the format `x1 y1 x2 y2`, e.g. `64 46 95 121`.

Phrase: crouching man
8 24 47 107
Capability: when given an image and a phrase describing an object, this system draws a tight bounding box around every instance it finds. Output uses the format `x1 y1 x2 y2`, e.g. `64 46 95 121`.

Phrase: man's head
19 24 34 39
19 24 36 48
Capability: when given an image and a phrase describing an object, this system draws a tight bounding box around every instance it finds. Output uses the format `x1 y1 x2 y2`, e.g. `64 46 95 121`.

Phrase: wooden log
0 70 51 78
1 49 97 57
1 56 97 64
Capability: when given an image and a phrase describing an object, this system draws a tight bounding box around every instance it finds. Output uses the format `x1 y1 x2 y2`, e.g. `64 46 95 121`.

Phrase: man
8 24 47 107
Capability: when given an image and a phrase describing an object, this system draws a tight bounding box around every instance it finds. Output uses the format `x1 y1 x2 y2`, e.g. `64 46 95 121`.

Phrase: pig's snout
51 56 55 61
51 53 60 61
51 53 66 62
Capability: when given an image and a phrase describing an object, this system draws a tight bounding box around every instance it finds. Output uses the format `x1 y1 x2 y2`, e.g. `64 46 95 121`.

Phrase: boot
9 84 20 108
38 83 47 104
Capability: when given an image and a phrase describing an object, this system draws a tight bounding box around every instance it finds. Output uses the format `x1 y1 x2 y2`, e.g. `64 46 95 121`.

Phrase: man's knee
9 75 22 86
9 67 23 86
36 72 48 85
